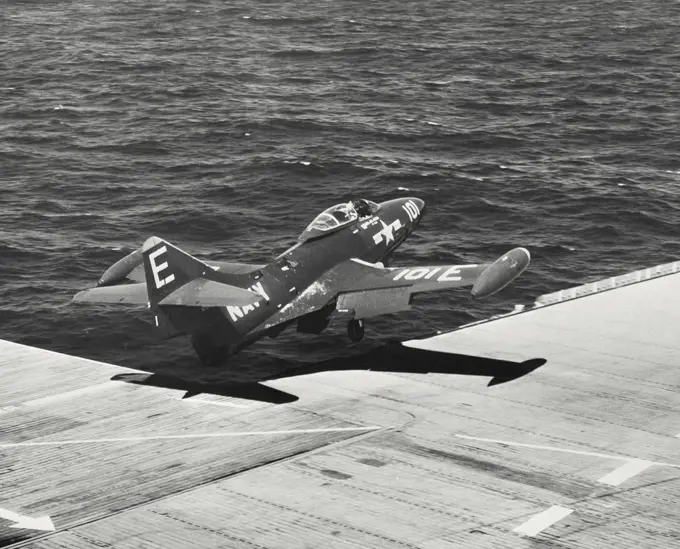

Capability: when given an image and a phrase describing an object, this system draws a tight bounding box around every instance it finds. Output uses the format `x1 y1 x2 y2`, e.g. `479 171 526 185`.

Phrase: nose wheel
347 318 365 342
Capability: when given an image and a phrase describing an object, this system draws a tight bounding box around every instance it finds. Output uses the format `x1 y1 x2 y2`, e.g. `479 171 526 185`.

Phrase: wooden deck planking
347 433 597 500
412 366 679 430
277 452 543 521
0 341 391 547
402 390 680 466
160 487 428 549
269 372 415 428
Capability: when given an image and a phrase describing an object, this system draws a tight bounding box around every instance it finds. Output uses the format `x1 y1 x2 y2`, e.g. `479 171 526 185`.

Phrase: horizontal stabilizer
125 259 264 283
72 280 262 308
72 283 149 305
158 279 263 307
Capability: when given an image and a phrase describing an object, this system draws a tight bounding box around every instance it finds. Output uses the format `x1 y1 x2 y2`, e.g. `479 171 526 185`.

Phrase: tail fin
141 236 262 309
141 236 213 306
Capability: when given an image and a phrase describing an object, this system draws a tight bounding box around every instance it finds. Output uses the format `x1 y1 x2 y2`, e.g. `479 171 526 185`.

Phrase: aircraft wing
333 254 528 318
261 248 529 327
334 260 489 318
334 248 529 318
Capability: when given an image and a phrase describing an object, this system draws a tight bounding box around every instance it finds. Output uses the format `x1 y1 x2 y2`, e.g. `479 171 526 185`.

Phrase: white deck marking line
597 459 654 486
513 505 573 537
0 426 383 448
456 434 680 468
22 382 118 408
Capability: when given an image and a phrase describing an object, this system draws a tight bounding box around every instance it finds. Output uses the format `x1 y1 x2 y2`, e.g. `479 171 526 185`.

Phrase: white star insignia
373 219 401 245
380 220 395 244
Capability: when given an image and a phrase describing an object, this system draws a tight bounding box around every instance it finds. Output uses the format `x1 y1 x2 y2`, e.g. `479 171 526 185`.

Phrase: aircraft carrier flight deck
0 261 678 548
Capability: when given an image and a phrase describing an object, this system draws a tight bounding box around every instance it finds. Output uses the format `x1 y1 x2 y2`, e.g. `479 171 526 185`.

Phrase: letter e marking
149 246 176 289
438 266 461 282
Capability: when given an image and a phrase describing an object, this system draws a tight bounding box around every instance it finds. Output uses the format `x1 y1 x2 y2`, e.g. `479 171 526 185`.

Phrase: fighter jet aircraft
73 197 530 365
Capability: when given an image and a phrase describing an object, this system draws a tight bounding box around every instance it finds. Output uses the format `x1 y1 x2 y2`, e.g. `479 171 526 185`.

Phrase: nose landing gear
347 318 365 342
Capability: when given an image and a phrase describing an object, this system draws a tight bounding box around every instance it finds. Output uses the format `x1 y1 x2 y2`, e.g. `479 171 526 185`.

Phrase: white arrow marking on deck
0 426 383 448
0 508 55 531
597 459 654 486
513 505 573 537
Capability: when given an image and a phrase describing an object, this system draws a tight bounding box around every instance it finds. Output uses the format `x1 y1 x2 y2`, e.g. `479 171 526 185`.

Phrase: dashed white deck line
598 459 654 486
513 505 574 537
456 434 680 468
0 426 383 448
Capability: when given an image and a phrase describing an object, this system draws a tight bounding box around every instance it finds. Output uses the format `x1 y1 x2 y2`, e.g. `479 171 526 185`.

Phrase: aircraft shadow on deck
110 342 546 405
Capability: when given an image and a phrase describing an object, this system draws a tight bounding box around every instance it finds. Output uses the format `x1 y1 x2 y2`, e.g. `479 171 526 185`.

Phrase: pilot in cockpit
351 199 373 218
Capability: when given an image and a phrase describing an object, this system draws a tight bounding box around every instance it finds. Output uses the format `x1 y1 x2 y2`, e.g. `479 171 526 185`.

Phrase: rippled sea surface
2 0 680 380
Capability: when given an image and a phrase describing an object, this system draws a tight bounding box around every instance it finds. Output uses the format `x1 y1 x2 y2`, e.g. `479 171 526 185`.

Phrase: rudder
142 236 211 306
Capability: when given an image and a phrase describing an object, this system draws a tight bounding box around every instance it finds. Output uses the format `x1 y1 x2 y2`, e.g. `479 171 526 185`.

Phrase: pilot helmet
353 199 372 217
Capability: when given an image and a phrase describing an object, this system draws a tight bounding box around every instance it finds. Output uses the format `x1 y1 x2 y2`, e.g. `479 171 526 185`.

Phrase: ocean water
2 0 680 382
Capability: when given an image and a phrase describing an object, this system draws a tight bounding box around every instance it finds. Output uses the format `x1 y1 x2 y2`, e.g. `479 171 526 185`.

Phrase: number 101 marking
402 200 420 221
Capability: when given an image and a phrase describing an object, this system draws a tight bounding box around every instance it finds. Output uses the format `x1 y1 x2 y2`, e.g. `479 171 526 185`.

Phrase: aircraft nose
376 196 425 228
412 198 425 217
405 197 426 226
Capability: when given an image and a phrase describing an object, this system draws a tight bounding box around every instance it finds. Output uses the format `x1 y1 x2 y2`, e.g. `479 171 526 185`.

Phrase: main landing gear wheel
347 318 365 342
192 334 230 367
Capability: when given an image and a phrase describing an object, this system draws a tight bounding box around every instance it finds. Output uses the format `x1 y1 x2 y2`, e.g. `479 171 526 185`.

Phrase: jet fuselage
167 197 424 351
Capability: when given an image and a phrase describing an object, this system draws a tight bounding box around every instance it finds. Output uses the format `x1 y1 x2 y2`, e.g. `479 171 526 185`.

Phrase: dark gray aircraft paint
73 198 529 365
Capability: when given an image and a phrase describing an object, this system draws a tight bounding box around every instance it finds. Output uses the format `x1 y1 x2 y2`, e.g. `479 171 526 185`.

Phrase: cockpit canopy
298 199 379 242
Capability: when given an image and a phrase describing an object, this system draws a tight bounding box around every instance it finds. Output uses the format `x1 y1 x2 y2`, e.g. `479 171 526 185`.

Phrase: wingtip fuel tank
471 247 530 299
